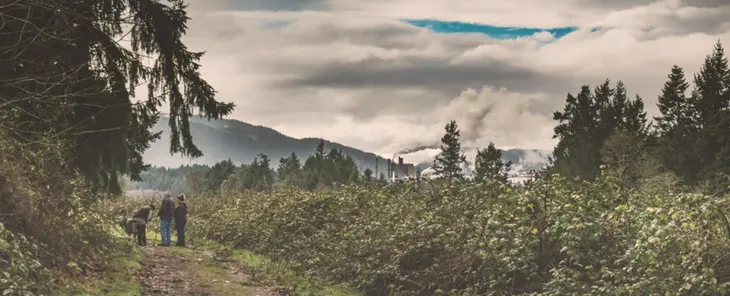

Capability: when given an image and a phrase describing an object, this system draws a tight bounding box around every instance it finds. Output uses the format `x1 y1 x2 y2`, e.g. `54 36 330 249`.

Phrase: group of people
128 191 188 247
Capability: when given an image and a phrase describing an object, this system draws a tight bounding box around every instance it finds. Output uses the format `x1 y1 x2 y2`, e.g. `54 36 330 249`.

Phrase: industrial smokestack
387 159 391 182
375 157 379 176
398 157 404 179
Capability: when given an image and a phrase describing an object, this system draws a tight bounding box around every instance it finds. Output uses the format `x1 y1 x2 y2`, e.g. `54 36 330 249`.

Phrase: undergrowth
189 175 730 295
0 133 137 295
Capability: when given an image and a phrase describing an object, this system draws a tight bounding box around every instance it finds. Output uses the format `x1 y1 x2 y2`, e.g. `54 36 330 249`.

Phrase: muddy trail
135 245 296 296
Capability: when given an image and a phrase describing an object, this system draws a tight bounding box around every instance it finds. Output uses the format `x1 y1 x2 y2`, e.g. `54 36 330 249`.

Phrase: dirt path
135 246 294 296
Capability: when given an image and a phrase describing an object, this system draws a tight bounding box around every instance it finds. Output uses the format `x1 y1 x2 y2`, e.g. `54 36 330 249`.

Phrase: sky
162 0 730 162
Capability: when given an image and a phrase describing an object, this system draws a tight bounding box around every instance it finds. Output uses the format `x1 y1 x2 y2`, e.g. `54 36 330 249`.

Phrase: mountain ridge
143 116 551 175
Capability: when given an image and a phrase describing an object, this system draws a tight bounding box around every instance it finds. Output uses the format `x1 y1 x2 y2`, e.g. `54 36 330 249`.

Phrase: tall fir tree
655 65 691 134
433 120 467 183
474 142 512 184
0 0 234 193
552 85 601 180
653 65 698 183
692 41 730 189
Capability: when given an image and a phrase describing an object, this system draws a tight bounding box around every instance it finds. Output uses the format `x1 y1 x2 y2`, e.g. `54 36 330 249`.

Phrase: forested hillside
140 115 551 176
3 1 730 295
142 116 393 172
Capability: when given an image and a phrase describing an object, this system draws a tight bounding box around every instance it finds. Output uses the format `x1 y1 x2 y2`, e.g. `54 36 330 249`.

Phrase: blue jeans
160 220 172 246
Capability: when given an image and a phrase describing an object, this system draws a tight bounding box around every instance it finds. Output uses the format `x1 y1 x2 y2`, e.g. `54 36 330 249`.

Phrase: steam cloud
393 88 495 158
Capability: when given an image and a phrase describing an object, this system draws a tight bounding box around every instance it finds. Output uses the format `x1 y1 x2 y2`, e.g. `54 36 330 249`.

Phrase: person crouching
174 194 188 247
132 204 155 246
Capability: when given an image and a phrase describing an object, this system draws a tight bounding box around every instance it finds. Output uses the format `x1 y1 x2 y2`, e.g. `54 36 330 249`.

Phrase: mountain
144 116 392 174
143 116 552 175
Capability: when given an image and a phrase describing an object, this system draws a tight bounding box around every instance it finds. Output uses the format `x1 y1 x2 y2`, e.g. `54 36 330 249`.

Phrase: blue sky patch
404 19 580 40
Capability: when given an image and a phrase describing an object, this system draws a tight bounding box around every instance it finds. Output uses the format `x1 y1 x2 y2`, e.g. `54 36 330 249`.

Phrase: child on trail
158 191 175 247
174 194 188 247
132 204 155 246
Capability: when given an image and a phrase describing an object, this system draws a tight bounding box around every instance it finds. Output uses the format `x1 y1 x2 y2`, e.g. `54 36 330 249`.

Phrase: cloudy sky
172 0 729 162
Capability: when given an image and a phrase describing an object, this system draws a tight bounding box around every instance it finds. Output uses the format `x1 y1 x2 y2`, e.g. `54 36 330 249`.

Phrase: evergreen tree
653 65 698 183
474 142 512 183
655 65 692 135
552 85 600 180
315 140 327 161
326 148 345 184
594 80 616 139
432 120 467 183
0 0 234 193
250 154 275 190
300 140 333 190
363 168 374 182
302 155 322 190
692 41 730 189
553 81 649 181
277 153 302 185
341 155 361 184
692 41 729 126
204 159 235 192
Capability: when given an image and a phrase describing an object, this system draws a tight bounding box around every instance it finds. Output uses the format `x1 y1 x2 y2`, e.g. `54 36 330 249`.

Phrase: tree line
127 140 379 193
420 40 730 194
127 132 515 194
548 41 730 193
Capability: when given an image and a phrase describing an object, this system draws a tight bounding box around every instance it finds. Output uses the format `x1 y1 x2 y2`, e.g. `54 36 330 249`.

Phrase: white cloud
158 0 730 161
268 86 555 164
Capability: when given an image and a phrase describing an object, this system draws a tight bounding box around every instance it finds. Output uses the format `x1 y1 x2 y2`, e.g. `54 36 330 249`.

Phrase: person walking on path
132 204 155 246
174 194 188 247
158 191 175 246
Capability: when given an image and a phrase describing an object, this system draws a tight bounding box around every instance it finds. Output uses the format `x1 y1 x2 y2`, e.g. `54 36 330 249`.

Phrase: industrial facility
374 156 418 182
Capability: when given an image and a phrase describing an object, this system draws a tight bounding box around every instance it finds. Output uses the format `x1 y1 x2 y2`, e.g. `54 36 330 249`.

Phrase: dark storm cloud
273 56 571 96
685 0 730 8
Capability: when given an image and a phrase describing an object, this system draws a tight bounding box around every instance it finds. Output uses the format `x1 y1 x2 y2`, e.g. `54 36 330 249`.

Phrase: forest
3 0 730 295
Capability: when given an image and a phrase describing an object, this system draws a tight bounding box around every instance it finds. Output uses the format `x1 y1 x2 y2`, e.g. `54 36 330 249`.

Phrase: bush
0 134 120 295
189 175 730 295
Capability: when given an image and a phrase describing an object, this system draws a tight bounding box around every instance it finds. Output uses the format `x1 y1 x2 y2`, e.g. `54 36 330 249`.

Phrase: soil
135 245 295 296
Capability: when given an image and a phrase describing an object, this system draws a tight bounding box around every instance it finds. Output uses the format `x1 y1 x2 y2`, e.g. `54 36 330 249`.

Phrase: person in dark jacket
158 191 175 246
174 194 188 247
132 204 155 246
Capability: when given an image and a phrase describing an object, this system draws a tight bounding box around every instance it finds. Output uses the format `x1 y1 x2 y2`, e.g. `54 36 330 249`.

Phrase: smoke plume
395 143 440 156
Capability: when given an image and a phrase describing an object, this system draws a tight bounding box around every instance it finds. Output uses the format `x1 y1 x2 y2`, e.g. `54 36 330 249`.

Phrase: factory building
374 156 417 182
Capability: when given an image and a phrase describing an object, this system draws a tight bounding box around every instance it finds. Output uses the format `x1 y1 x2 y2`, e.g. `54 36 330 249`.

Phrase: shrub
190 175 730 295
0 134 119 294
